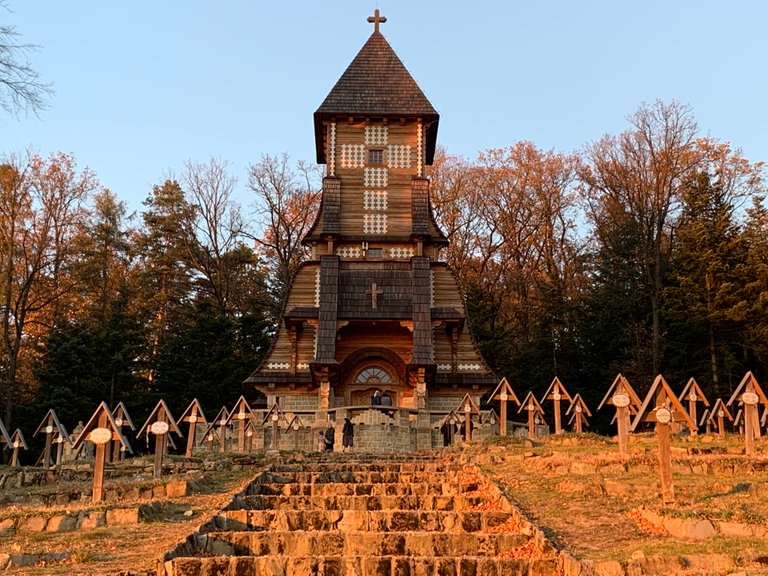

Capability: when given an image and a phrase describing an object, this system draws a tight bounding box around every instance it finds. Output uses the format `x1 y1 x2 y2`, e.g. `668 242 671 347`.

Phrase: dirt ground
1 434 768 575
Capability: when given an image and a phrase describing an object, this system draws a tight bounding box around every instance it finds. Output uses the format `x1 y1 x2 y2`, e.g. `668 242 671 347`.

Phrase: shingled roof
314 30 440 165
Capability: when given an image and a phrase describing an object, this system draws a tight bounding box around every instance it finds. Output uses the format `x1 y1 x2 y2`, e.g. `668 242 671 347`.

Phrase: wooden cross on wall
368 9 387 33
366 282 383 310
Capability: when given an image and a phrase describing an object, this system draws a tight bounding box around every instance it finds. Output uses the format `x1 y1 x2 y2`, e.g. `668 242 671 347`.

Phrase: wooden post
10 444 20 466
553 392 562 434
271 417 279 450
655 408 674 504
743 392 759 455
574 406 583 433
717 410 726 439
499 392 508 436
293 423 300 450
688 395 697 430
237 414 246 454
92 412 110 502
527 404 536 439
42 427 53 469
463 404 472 441
613 393 630 455
185 415 197 458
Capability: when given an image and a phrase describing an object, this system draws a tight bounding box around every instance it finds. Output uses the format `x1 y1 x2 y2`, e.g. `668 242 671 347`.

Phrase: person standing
342 417 354 452
324 424 335 451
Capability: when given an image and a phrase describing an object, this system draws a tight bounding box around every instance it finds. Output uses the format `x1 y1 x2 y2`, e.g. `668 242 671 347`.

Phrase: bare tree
0 1 53 116
246 153 321 313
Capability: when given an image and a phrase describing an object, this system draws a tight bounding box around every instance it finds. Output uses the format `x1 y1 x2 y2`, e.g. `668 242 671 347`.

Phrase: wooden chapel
245 10 496 422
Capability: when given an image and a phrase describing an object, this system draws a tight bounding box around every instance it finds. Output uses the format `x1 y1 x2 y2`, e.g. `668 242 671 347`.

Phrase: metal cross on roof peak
368 9 387 33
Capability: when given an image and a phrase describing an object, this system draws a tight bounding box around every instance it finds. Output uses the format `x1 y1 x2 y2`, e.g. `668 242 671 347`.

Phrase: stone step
259 470 451 485
200 530 532 558
161 554 555 576
247 481 457 497
232 493 464 512
209 508 519 533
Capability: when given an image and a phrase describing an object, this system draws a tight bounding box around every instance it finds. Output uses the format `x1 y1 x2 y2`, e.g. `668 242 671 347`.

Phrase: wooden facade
245 13 496 414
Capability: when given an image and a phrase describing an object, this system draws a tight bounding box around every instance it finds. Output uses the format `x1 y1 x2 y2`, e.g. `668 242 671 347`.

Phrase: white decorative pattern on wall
328 122 337 176
364 191 388 211
417 122 423 177
387 144 412 169
365 125 388 146
385 247 414 259
363 214 388 234
458 364 483 371
340 144 365 168
267 363 290 370
430 270 435 307
336 246 363 259
364 167 388 188
314 269 321 307
437 364 452 371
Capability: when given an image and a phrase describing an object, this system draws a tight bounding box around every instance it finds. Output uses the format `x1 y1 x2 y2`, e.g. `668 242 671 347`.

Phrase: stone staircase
157 453 559 576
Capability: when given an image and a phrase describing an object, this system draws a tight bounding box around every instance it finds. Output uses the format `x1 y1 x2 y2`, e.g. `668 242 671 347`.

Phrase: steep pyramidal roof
314 28 439 164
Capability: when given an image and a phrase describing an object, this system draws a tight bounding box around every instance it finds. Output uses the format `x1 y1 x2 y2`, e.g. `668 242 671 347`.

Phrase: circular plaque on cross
553 392 562 401
89 427 112 445
718 409 725 418
115 418 123 427
246 429 253 437
292 423 299 431
271 413 279 421
13 440 21 448
689 392 698 402
150 421 170 435
742 392 759 406
500 392 508 402
237 412 246 420
612 393 630 408
45 425 53 434
189 415 197 423
219 419 227 426
464 404 472 413
527 402 535 411
655 407 672 424
575 405 583 413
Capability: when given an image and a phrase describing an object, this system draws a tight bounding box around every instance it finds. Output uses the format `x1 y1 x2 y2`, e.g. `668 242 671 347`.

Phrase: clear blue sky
2 1 767 214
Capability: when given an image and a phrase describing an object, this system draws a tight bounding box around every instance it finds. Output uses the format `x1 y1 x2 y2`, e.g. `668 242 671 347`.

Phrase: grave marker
71 402 130 502
286 414 306 450
540 377 573 434
9 428 28 466
488 377 521 436
178 399 209 458
203 406 230 452
0 415 12 455
226 396 256 454
707 398 733 439
262 403 285 450
632 375 696 504
33 409 69 469
455 394 481 442
726 371 768 454
678 377 710 433
518 391 545 439
137 400 181 478
565 393 592 433
599 374 642 454
110 402 135 462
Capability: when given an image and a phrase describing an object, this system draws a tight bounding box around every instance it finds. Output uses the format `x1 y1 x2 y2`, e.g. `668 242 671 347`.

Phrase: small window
367 248 383 258
368 149 384 165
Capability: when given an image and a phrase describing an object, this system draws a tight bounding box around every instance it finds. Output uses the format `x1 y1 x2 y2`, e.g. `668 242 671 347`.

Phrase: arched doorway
351 366 396 406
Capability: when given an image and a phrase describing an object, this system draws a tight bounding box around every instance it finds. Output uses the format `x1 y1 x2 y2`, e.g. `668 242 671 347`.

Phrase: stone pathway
156 453 559 576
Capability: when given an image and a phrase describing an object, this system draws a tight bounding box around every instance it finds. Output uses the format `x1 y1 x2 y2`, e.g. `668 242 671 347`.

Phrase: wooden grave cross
540 377 573 434
455 394 481 442
178 399 209 458
262 403 285 450
9 428 28 467
488 377 521 436
632 374 696 504
726 371 768 455
34 409 69 469
287 414 306 450
484 409 499 434
598 374 642 454
518 391 545 439
565 393 592 434
0 415 13 462
707 398 733 439
698 408 712 435
678 377 710 433
203 406 231 452
71 402 130 502
137 400 181 478
111 402 135 462
226 396 257 454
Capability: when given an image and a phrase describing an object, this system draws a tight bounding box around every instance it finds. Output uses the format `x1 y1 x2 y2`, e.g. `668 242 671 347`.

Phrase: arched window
355 367 392 386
